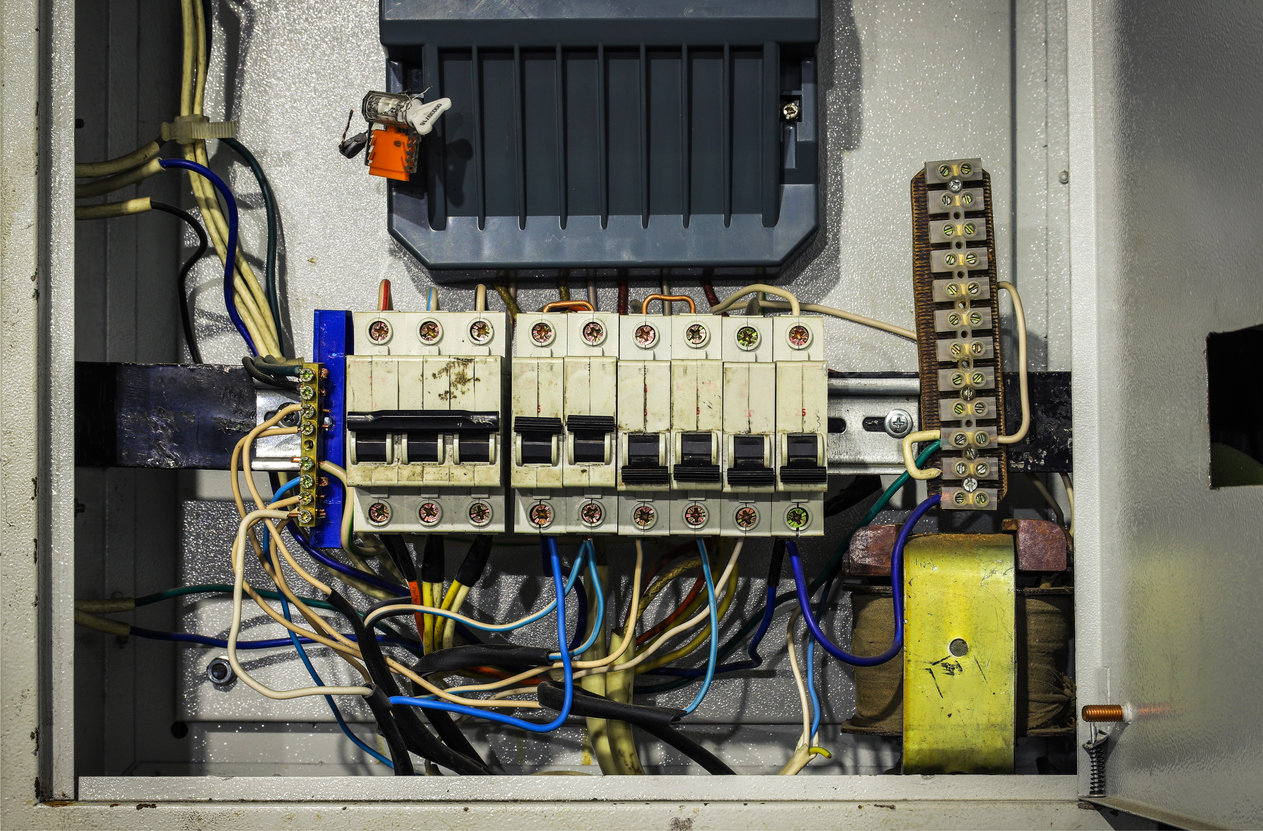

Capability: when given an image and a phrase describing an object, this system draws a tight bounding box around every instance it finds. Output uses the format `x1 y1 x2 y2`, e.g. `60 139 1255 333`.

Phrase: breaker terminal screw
578 501 604 527
418 320 442 344
468 320 493 344
632 504 657 529
735 326 760 350
528 503 554 528
367 502 391 525
418 501 441 526
468 501 492 527
580 320 605 345
530 321 555 345
368 320 392 343
786 324 811 348
682 504 708 528
733 506 759 530
784 506 810 531
634 324 658 348
684 322 709 346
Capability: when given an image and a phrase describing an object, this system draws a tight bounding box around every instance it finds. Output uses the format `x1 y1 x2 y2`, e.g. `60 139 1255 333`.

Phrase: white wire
710 284 801 316
996 281 1030 444
754 299 916 341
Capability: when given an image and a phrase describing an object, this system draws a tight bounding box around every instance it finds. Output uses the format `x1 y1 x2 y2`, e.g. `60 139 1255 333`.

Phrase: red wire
617 280 629 315
378 278 393 312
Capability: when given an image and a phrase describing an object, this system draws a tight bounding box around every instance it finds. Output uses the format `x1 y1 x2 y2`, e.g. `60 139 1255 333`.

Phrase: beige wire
755 299 916 341
74 158 163 199
710 283 801 316
1025 473 1066 528
75 198 152 220
902 429 942 480
996 281 1030 444
474 283 488 312
1059 473 1074 538
75 140 163 178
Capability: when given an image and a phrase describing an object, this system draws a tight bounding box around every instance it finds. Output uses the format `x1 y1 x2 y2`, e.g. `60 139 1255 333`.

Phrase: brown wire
540 300 595 313
640 294 696 315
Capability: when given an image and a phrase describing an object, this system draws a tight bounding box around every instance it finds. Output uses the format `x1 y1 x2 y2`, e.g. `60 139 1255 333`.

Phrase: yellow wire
636 550 740 674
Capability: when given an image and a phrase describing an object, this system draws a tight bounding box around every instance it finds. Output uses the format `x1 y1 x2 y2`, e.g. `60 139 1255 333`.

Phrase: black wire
823 474 883 517
412 644 553 675
149 201 208 364
241 355 299 390
536 683 735 775
326 590 492 776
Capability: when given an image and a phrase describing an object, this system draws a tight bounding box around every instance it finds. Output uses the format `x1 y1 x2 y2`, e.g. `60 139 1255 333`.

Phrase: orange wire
637 572 704 646
406 579 425 644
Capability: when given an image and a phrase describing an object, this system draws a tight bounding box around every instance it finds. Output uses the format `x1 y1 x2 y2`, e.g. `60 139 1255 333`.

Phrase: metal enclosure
2 0 1262 827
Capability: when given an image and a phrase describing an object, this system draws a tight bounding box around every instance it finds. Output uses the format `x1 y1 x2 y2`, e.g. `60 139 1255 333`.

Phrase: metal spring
1083 732 1108 797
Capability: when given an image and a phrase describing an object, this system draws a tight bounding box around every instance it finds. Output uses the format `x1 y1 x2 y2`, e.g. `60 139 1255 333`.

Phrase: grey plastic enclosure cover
380 0 820 279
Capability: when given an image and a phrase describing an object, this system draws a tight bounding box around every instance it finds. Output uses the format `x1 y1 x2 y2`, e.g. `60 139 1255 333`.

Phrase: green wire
220 137 283 357
637 440 943 695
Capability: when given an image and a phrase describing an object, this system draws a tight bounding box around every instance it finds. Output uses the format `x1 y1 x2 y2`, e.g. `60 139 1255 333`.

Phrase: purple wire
789 493 941 667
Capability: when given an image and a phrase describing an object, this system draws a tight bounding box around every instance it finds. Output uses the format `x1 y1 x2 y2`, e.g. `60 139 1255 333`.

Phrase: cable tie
162 114 239 144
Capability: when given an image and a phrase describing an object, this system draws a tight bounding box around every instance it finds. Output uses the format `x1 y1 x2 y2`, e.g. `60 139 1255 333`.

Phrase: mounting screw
631 503 657 530
528 502 554 529
962 477 979 492
948 178 963 193
578 501 604 528
367 319 392 343
883 409 913 439
418 501 442 527
733 505 760 531
206 657 236 687
735 326 761 351
782 100 800 121
468 319 493 345
418 319 443 344
530 321 555 346
786 324 812 349
1059 170 1070 185
366 502 392 526
682 503 709 529
634 323 658 349
468 501 493 528
683 322 709 348
784 505 811 532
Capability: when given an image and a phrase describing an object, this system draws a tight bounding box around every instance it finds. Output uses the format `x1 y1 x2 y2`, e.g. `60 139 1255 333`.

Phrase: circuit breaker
345 309 509 533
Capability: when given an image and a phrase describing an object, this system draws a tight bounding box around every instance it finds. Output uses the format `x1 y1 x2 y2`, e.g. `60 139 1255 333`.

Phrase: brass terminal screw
366 502 391 525
1082 705 1126 723
578 501 604 528
368 319 391 343
418 501 441 526
468 320 493 345
632 504 657 529
529 502 554 529
682 504 708 528
733 506 759 530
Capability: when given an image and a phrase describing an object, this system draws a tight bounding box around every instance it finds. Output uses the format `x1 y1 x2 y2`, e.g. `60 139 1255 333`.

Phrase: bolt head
417 319 443 344
418 501 441 526
733 506 759 530
735 326 761 350
786 324 812 349
948 178 963 193
367 502 391 525
581 320 605 346
528 502 554 529
784 505 811 531
530 321 555 346
632 504 657 529
682 504 708 528
368 319 392 343
468 320 493 345
684 322 709 347
634 324 658 348
578 501 604 528
468 501 493 527
884 409 913 438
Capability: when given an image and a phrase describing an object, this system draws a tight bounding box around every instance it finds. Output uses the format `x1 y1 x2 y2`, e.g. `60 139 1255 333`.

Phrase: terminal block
295 362 324 529
911 159 1008 509
345 309 508 533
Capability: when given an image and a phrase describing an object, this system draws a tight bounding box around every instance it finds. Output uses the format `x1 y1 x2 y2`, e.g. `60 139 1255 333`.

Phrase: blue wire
389 536 575 733
679 537 720 717
789 493 942 666
551 539 604 659
293 532 407 596
157 157 256 355
807 638 821 743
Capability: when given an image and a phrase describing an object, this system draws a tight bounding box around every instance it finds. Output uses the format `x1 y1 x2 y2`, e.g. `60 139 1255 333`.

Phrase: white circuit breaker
771 316 828 536
344 310 509 533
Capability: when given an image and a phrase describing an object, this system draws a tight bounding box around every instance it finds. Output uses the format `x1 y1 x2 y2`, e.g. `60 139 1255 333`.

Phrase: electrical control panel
344 309 510 533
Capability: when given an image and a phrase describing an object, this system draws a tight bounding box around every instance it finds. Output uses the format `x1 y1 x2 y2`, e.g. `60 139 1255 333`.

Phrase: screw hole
949 638 969 657
170 722 190 739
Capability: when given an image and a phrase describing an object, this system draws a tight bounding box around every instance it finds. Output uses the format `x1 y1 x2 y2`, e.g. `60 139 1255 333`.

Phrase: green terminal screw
784 506 810 531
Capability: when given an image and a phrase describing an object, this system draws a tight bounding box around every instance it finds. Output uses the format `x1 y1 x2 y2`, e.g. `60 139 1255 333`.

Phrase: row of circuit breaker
341 307 827 537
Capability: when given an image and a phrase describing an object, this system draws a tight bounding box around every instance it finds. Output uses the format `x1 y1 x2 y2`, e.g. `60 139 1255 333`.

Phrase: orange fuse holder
366 124 416 181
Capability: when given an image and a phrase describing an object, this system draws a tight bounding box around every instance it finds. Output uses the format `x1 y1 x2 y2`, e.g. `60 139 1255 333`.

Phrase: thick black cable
421 535 445 584
536 683 735 775
326 591 491 775
454 535 493 586
823 474 882 517
412 644 553 675
242 355 299 390
364 688 414 776
149 201 208 364
380 534 418 584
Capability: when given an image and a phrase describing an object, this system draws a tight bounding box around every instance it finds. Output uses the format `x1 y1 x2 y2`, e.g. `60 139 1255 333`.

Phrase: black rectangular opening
1208 327 1263 487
